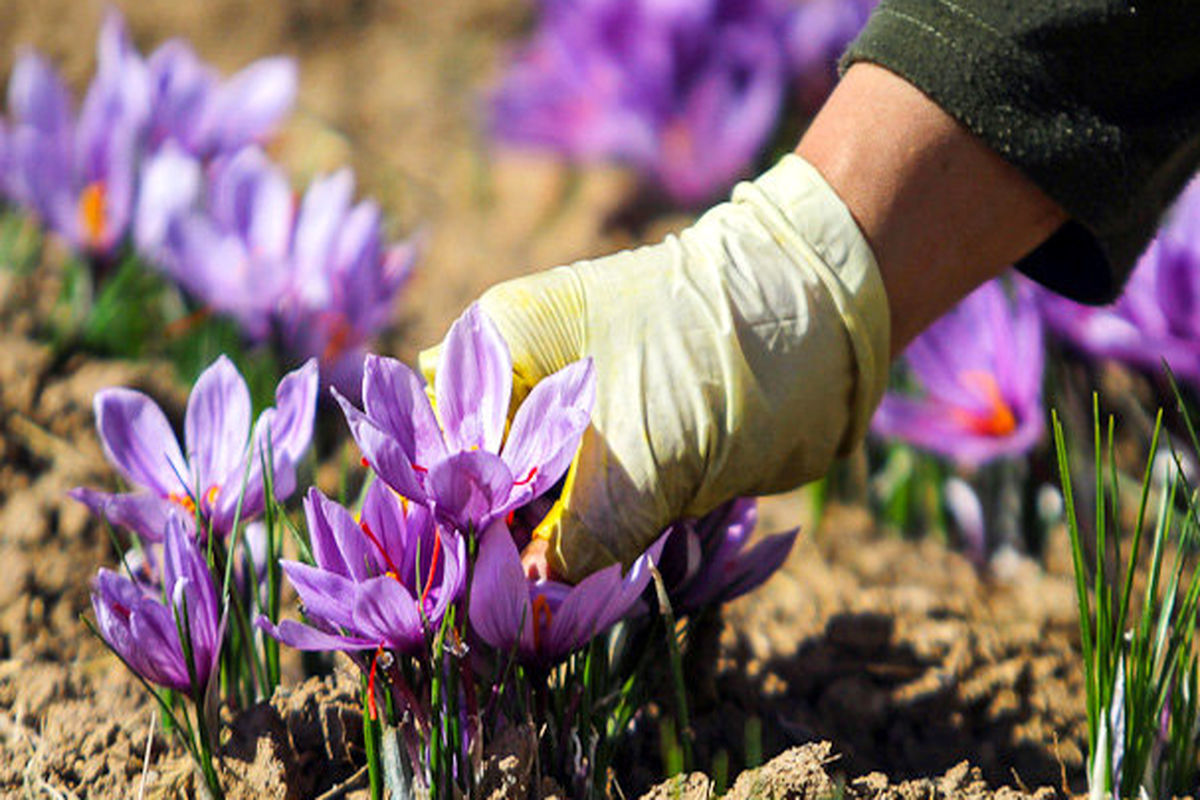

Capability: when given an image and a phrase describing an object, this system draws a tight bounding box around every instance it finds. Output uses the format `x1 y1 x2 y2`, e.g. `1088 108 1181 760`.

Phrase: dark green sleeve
842 0 1200 304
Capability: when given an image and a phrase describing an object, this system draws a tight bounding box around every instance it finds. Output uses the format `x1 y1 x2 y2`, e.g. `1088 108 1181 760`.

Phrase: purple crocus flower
784 0 876 110
336 304 595 533
1039 179 1200 389
3 12 148 257
871 279 1045 467
91 513 223 693
469 520 664 668
159 148 415 393
258 484 466 653
490 0 789 206
145 38 296 158
70 355 318 543
658 498 797 612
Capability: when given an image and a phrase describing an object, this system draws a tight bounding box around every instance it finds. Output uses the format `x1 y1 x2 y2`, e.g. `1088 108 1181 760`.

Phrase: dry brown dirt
0 1 1087 797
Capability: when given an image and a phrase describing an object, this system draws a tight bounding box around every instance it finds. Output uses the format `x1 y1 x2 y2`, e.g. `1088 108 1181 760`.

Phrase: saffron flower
658 499 798 612
159 147 416 393
490 0 790 205
469 520 663 668
145 38 295 158
784 0 876 110
1039 180 1200 389
3 14 148 257
258 484 466 653
91 513 222 692
336 304 595 532
871 279 1045 466
70 355 318 543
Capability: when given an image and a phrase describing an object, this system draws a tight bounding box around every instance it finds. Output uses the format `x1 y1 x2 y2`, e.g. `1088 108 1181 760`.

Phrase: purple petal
185 356 251 495
69 488 175 543
427 450 514 532
436 305 512 454
468 521 532 654
362 355 446 470
292 169 355 305
503 358 594 498
542 563 625 661
304 488 377 582
279 561 360 633
256 617 378 652
686 529 798 608
135 143 201 255
352 577 424 652
204 57 297 152
129 595 191 690
94 388 188 497
361 480 427 586
333 388 428 502
8 51 73 135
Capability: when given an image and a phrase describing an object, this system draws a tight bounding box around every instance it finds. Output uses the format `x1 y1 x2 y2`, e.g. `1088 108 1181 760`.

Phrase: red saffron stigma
360 520 403 579
360 456 370 468
111 601 131 619
411 462 428 474
367 643 384 721
531 594 552 652
419 532 443 609
513 467 538 486
506 510 515 526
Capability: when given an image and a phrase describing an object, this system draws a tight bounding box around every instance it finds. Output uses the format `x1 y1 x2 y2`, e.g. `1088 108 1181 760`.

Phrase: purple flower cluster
490 0 793 206
2 10 415 395
872 279 1046 467
76 355 316 694
489 0 875 206
263 305 796 671
1 11 294 258
1039 179 1200 390
149 147 416 394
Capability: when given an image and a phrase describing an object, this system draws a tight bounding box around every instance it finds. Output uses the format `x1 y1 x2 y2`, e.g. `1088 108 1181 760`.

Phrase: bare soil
0 1 1086 797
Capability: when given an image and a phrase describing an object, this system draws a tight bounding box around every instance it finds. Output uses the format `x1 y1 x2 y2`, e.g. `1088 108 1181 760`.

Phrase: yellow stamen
168 492 196 515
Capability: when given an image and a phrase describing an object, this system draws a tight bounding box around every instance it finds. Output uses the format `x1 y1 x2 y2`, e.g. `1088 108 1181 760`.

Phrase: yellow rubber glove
420 154 889 582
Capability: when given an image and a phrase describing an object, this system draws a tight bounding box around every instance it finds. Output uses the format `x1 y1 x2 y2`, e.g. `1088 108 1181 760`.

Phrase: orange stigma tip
78 181 107 247
205 485 219 506
955 370 1018 437
168 492 197 515
360 457 370 468
506 511 515 526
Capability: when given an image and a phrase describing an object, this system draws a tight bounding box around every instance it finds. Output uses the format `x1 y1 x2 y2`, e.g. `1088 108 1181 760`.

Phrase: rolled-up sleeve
843 0 1200 304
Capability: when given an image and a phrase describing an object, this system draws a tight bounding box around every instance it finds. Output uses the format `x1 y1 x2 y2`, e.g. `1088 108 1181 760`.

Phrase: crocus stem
361 674 383 800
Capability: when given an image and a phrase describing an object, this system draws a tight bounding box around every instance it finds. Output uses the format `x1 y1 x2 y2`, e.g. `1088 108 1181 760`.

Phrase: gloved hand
420 154 890 582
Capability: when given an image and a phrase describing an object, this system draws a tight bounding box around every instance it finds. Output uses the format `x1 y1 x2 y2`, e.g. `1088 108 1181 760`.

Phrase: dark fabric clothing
843 0 1200 304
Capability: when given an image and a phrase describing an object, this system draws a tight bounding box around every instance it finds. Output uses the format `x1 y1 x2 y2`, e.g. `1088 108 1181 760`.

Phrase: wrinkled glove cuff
736 153 890 452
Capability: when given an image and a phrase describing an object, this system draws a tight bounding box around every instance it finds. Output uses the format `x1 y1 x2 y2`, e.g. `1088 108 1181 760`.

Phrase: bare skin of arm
520 63 1068 578
798 63 1067 354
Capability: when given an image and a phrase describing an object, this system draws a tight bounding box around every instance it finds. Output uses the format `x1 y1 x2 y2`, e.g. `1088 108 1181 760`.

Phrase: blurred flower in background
871 279 1046 467
784 0 875 110
153 147 416 394
1039 179 1200 390
490 0 792 206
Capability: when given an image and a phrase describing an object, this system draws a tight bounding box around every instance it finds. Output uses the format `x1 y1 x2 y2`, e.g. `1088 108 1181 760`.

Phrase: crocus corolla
3 12 148 257
71 355 318 543
1039 179 1200 389
159 148 415 392
490 0 789 205
871 279 1045 466
91 513 222 693
336 304 595 533
469 520 663 668
657 498 797 612
258 484 466 653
